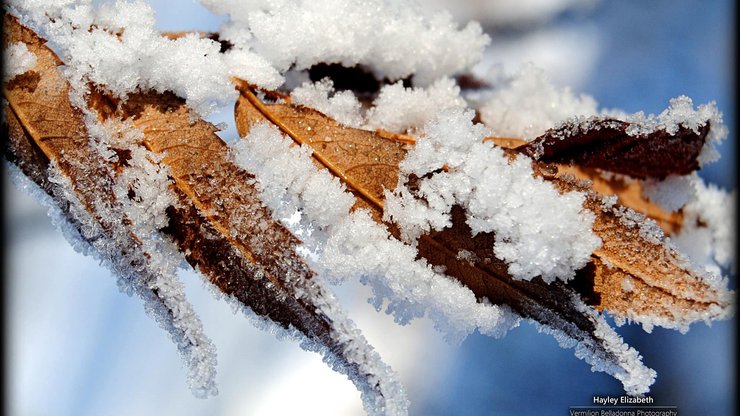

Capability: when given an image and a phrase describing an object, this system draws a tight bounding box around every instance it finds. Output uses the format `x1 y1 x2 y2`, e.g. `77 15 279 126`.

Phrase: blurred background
4 0 735 415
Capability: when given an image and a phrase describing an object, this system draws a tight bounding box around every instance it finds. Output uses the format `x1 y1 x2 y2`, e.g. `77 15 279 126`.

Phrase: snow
470 24 601 90
365 78 467 134
290 78 364 128
200 0 489 85
232 122 521 343
673 177 735 272
7 0 281 115
290 77 467 134
476 69 727 169
386 109 601 282
427 0 597 27
641 174 695 213
3 42 37 82
4 0 735 409
478 64 599 140
619 96 727 167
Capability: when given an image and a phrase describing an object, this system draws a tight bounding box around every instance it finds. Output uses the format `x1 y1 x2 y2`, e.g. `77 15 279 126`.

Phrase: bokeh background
4 0 735 415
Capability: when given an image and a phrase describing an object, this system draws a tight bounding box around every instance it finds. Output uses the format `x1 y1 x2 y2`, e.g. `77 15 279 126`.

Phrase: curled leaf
521 117 710 179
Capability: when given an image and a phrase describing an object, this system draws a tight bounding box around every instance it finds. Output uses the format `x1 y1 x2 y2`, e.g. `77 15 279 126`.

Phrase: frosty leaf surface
2 14 218 397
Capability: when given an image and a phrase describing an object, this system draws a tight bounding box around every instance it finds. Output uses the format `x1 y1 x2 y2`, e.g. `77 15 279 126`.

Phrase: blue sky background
4 1 735 415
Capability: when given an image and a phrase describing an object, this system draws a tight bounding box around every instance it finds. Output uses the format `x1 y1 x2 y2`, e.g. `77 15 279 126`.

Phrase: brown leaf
4 16 403 410
488 137 729 329
235 83 731 387
549 174 731 330
520 118 710 179
3 13 219 395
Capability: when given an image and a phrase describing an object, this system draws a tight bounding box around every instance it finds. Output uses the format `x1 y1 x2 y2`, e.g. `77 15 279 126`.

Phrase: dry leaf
235 82 731 381
3 13 219 395
520 118 710 179
3 16 404 412
547 174 730 331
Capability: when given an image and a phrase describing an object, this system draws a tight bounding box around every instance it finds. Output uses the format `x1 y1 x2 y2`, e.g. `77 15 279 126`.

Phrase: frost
200 0 489 85
365 77 467 134
617 96 727 166
478 64 598 140
290 77 467 134
476 67 726 168
291 78 364 128
89 113 221 397
611 205 664 246
44 155 219 397
206 259 410 416
385 109 601 282
673 177 735 272
621 277 634 293
5 161 95 256
641 174 695 212
5 0 734 408
6 0 281 115
531 297 656 395
232 122 521 344
3 41 37 82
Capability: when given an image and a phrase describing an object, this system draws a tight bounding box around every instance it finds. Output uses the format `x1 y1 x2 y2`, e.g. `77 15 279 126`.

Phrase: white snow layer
673 177 735 273
3 42 37 82
427 0 597 27
385 109 601 282
231 119 651 397
290 77 467 134
200 0 489 85
641 174 696 213
364 78 467 133
7 0 283 115
478 64 598 140
475 69 726 171
6 0 734 406
290 78 365 128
